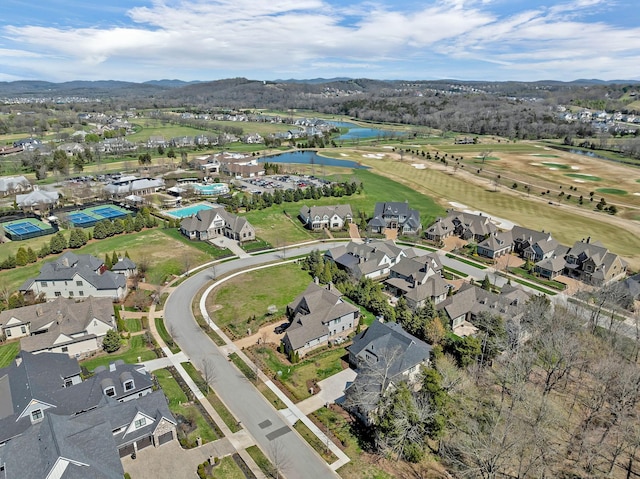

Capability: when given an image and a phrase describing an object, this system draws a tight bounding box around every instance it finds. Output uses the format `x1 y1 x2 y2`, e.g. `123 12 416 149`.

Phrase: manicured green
293 420 339 464
541 162 570 169
0 342 20 368
596 188 628 195
564 173 602 181
245 446 274 477
208 262 310 339
124 317 142 333
445 253 488 270
81 335 158 371
155 317 181 354
508 267 566 291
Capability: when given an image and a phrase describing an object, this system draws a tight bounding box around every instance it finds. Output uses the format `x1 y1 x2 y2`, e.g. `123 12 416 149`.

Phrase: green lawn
251 345 348 401
245 445 274 478
81 335 158 371
155 317 181 354
208 262 311 339
0 342 20 368
508 267 566 291
124 317 142 332
209 456 246 479
154 368 220 447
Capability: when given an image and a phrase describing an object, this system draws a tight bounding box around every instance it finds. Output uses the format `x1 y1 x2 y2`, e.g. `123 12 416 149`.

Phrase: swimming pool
191 183 230 195
166 203 215 219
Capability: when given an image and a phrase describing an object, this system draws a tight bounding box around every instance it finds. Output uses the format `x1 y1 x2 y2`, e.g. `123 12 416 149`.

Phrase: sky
1 0 639 83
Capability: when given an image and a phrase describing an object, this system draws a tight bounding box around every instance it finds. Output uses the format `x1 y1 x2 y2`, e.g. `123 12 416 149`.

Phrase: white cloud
1 0 639 81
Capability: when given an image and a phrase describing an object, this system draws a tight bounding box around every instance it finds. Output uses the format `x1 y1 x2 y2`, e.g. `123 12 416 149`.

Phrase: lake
328 121 401 140
260 150 369 169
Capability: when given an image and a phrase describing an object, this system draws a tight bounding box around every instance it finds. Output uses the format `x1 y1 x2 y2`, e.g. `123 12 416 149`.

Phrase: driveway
297 368 357 416
209 236 249 258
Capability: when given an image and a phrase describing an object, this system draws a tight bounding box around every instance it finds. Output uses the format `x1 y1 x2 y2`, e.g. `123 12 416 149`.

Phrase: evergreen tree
125 250 130 259
112 218 125 235
26 247 37 263
38 243 50 258
111 251 119 267
49 231 67 254
15 247 28 266
102 329 121 353
93 221 107 239
481 274 492 291
134 214 145 231
104 253 113 269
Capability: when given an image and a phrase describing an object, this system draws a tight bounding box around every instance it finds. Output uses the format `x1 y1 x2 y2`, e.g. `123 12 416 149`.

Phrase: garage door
137 435 153 450
119 443 135 458
157 431 173 446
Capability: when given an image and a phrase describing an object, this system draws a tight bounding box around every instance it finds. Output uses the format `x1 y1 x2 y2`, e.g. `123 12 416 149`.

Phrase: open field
351 147 640 269
207 262 310 339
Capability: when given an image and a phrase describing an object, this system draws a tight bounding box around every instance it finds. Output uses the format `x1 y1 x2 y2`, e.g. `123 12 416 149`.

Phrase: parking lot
234 174 330 194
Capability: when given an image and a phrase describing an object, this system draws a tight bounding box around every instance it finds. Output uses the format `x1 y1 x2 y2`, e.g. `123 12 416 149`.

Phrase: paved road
165 245 343 479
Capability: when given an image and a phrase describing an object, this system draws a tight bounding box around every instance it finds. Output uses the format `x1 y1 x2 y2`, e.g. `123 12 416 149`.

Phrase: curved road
165 245 341 479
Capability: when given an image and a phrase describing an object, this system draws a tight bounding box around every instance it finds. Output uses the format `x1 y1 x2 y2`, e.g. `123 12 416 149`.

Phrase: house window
54 292 61 297
76 280 83 286
31 409 43 421
124 380 134 391
64 379 73 387
69 291 74 297
42 281 48 287
62 346 68 353
6 329 11 337
79 291 84 296
21 326 27 334
105 387 116 397
134 418 146 428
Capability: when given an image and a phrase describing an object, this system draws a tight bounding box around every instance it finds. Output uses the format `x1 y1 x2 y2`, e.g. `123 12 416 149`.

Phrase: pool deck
164 201 220 219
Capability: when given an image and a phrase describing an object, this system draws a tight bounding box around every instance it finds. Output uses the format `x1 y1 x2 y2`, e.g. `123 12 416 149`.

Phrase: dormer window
105 386 116 397
124 380 134 391
134 417 146 428
31 409 43 422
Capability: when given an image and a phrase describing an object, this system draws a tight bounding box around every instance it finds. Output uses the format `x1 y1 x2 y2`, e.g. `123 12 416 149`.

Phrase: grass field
207 262 311 339
0 342 20 368
124 317 142 332
81 335 158 371
596 188 628 195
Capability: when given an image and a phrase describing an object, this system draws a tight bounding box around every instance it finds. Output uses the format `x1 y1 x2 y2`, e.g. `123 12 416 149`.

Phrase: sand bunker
549 167 558 170
574 180 585 183
383 146 395 149
362 153 385 159
448 202 518 230
571 166 580 170
411 163 426 169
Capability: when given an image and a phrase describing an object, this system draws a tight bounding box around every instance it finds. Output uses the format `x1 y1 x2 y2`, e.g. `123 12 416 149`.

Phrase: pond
328 121 402 140
260 150 369 169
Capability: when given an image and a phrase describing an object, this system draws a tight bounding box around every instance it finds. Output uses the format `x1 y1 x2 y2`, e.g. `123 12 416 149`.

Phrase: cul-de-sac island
1 78 640 479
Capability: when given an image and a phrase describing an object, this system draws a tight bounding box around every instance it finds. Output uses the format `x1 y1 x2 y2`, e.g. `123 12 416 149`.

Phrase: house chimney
586 236 591 243
15 356 22 367
109 362 117 372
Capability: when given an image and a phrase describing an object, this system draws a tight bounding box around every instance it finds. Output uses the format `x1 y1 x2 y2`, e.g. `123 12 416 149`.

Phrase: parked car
274 323 289 334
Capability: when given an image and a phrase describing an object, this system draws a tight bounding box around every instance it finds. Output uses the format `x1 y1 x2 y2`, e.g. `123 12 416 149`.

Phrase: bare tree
202 357 216 394
479 150 492 164
267 439 290 479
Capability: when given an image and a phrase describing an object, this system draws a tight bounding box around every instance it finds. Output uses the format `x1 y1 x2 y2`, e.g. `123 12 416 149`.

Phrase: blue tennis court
68 212 99 227
91 206 128 219
3 221 41 235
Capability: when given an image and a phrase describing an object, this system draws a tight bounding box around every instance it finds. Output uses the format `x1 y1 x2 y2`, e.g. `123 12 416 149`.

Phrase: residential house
563 237 627 285
325 240 406 280
193 155 221 174
216 153 265 178
299 204 353 231
180 207 255 243
345 320 432 425
511 226 561 262
621 273 640 301
57 142 85 156
0 351 171 461
368 201 422 235
385 254 449 308
534 254 568 280
111 257 138 278
436 282 531 333
424 216 456 242
477 231 514 259
0 175 30 196
0 296 116 358
282 280 360 357
19 252 128 301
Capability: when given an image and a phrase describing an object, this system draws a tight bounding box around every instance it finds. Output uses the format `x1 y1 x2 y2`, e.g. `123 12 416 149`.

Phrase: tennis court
67 211 100 227
1 217 55 241
90 206 128 219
